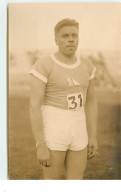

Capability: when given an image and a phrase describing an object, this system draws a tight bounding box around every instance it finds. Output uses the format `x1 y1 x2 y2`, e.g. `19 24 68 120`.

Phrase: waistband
41 104 85 116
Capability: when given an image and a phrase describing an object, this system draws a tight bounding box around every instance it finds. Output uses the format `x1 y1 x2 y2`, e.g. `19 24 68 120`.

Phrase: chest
48 64 90 90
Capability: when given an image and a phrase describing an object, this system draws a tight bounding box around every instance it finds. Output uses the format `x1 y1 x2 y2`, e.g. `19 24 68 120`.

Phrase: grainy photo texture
9 3 121 180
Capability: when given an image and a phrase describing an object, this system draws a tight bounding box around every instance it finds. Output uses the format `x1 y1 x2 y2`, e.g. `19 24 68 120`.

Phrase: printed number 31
68 94 82 110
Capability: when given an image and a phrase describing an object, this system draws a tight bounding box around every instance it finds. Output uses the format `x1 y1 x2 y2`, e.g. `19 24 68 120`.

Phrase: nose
68 35 74 42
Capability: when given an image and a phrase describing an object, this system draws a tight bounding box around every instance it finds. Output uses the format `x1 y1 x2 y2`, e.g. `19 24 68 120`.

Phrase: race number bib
67 92 83 110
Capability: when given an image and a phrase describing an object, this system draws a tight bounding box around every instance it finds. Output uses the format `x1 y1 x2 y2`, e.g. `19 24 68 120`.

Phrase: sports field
9 88 121 180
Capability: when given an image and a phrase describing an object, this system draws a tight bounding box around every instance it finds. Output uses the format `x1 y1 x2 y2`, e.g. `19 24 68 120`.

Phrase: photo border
0 0 120 194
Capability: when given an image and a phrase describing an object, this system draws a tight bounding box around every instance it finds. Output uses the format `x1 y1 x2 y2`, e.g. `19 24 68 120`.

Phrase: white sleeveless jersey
30 54 96 110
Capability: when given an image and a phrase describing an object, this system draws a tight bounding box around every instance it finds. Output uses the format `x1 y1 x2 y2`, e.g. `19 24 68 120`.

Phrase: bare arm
30 75 45 144
30 75 51 166
85 79 98 158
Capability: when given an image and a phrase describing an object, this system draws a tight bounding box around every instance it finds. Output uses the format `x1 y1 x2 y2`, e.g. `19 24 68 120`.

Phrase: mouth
67 45 75 47
67 45 75 48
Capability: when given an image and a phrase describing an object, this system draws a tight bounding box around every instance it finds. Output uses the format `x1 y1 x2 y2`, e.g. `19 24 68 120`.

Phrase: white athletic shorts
41 105 88 151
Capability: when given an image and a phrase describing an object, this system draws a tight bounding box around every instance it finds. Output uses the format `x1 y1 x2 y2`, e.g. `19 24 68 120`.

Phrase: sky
9 3 121 52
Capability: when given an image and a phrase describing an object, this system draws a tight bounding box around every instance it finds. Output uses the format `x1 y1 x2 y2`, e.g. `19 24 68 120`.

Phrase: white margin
0 0 7 180
0 2 121 195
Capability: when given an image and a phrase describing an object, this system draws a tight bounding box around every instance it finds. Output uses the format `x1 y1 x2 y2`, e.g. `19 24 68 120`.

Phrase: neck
55 51 77 65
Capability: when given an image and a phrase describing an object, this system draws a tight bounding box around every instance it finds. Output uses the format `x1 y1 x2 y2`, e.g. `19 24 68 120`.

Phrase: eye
62 34 69 38
72 34 78 38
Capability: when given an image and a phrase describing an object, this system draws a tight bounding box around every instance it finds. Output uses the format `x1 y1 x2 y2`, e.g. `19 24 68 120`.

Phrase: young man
29 18 98 180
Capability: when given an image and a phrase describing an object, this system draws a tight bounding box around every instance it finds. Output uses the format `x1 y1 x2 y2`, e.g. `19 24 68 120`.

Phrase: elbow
85 97 98 112
30 101 43 112
86 95 97 106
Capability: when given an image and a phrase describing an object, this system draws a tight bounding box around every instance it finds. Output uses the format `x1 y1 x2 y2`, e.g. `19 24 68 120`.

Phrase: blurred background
9 3 121 179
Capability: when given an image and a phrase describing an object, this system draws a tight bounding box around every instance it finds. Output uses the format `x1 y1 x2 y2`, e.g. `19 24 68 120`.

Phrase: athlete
29 18 98 180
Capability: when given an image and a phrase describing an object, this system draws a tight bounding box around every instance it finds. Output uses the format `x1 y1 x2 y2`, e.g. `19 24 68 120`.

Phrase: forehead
57 26 78 35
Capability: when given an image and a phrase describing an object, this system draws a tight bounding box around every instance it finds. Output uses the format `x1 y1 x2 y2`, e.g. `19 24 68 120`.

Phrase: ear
55 36 58 46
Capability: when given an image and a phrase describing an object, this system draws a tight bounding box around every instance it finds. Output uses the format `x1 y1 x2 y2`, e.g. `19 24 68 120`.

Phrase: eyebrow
62 33 78 35
61 33 78 37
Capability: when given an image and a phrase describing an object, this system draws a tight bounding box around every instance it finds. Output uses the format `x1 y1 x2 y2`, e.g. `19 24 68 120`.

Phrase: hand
37 144 51 167
87 136 98 159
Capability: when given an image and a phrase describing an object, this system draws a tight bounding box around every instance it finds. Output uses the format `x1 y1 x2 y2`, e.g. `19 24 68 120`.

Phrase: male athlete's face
55 25 79 56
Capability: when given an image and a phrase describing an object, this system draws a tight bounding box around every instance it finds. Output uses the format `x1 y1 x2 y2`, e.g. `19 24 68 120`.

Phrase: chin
66 51 76 56
67 48 77 55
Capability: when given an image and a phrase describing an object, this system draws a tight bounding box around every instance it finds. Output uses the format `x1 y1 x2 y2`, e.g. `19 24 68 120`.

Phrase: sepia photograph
8 3 121 180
